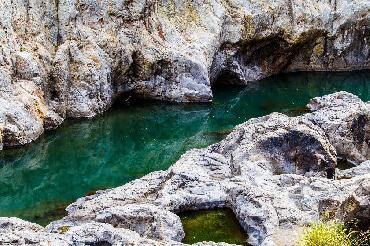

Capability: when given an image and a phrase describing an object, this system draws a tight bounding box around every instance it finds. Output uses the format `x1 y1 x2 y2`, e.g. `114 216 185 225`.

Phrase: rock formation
306 92 370 163
0 0 369 148
1 92 369 246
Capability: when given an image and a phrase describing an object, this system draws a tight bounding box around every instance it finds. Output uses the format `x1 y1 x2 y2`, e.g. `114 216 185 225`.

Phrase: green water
0 71 369 225
179 208 249 245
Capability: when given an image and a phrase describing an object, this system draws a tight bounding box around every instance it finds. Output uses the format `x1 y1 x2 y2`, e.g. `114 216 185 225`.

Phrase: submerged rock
1 92 370 246
0 0 369 147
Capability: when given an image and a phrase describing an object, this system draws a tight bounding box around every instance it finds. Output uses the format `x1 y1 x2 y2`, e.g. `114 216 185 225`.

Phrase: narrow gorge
0 0 369 245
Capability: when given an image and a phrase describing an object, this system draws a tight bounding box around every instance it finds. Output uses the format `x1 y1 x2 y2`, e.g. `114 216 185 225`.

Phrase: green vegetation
300 221 370 246
58 226 70 234
179 208 249 245
300 221 352 246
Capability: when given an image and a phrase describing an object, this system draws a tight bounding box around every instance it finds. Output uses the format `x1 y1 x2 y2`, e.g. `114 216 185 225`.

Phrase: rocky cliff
0 0 369 149
1 92 370 246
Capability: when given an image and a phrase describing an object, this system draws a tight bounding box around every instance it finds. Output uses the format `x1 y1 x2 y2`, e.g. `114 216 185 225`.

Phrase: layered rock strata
1 92 369 246
0 0 369 148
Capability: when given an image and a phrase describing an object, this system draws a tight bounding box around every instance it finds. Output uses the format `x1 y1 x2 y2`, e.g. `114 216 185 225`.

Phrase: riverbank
1 71 369 225
1 91 369 246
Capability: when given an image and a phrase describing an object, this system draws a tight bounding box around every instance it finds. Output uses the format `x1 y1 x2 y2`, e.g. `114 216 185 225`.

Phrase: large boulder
0 80 45 147
0 217 67 245
305 92 370 163
217 113 337 177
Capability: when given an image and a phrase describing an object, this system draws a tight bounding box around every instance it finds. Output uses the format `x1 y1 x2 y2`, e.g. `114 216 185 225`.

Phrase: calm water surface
179 209 249 245
0 71 369 225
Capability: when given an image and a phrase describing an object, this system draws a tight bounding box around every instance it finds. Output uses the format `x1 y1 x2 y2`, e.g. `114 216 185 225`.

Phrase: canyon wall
0 0 369 148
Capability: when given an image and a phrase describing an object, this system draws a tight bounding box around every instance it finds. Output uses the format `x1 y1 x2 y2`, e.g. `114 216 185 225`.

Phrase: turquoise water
0 71 369 225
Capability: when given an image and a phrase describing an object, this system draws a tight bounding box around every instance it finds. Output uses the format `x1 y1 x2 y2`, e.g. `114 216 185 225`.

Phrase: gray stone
337 161 370 179
95 204 185 241
0 123 3 150
305 91 370 163
0 0 369 147
0 217 68 245
0 218 177 245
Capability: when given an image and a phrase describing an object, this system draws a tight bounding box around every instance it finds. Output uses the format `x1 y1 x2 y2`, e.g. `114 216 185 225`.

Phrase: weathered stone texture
0 0 369 147
0 92 365 246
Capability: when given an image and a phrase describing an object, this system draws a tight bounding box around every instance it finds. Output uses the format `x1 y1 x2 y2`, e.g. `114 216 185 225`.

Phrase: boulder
95 204 185 241
305 92 370 163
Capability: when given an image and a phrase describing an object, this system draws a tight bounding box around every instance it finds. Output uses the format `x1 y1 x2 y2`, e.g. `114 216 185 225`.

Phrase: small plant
300 221 351 246
300 220 370 246
58 226 70 234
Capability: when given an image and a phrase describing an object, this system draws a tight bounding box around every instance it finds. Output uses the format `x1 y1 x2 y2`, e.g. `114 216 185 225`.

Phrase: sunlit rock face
306 92 370 164
1 92 368 246
0 217 183 246
0 0 369 147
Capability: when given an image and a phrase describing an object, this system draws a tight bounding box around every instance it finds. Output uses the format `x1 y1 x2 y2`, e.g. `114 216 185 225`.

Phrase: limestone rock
0 218 176 245
0 217 67 245
95 204 185 241
52 40 114 118
1 96 370 245
217 113 337 177
43 109 65 131
211 0 370 83
305 91 370 163
64 222 173 246
0 80 46 147
0 0 369 147
337 160 370 179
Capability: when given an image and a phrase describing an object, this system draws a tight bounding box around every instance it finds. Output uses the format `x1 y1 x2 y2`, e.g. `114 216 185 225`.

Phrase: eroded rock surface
0 0 369 147
0 218 182 245
306 92 370 163
94 204 185 241
337 160 370 179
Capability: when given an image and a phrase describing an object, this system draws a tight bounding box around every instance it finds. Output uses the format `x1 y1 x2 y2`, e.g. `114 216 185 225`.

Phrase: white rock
0 0 369 147
305 91 370 163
